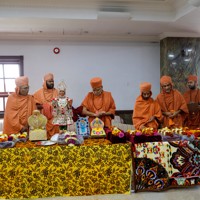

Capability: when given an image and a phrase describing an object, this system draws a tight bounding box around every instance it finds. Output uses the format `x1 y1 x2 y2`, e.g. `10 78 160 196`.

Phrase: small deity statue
52 81 74 131
90 117 106 137
28 110 47 130
76 117 90 138
28 110 47 140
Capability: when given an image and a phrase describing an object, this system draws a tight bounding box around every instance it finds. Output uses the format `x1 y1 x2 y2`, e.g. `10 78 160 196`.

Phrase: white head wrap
57 80 67 93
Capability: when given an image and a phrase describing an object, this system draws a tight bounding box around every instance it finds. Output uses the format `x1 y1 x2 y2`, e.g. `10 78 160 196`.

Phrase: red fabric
104 127 126 144
72 106 84 122
126 133 162 144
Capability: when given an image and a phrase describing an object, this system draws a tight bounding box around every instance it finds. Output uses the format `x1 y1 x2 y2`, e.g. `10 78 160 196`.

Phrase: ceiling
0 0 200 42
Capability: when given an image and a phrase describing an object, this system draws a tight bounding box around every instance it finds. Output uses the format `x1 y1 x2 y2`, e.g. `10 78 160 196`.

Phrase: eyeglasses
20 86 29 90
93 87 102 92
162 84 171 88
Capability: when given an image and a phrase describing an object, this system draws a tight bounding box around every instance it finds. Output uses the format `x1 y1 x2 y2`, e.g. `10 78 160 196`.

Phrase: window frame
0 56 24 118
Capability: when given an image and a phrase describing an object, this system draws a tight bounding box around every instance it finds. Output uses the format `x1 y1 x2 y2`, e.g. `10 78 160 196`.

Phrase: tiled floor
5 186 199 200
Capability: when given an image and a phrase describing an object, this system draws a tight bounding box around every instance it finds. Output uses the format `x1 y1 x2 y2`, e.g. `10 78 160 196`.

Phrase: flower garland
111 126 124 138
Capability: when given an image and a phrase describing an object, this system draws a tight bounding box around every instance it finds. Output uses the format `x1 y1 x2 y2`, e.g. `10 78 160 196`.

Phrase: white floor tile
5 186 199 200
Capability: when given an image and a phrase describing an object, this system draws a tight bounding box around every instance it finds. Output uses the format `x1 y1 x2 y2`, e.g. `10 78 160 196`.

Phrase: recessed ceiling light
168 54 174 58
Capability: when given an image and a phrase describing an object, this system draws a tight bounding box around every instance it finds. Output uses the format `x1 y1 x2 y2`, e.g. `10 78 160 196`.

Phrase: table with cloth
133 140 200 192
0 139 132 199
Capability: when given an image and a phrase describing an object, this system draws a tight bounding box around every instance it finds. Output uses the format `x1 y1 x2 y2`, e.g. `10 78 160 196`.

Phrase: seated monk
3 76 36 135
156 75 189 128
183 75 200 129
33 73 59 139
81 77 116 128
132 82 163 130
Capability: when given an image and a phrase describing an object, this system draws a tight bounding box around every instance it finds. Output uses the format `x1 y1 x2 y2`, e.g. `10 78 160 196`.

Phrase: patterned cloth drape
0 140 132 199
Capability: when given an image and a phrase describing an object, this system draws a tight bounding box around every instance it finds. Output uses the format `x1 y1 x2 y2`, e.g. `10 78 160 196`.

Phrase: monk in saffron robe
33 73 59 138
183 75 200 129
156 75 188 128
132 82 163 130
3 76 35 135
81 77 116 128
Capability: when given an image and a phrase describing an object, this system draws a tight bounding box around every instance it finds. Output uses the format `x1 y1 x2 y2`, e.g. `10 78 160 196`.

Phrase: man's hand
147 116 155 123
97 111 106 117
162 112 172 117
20 125 28 133
169 110 181 118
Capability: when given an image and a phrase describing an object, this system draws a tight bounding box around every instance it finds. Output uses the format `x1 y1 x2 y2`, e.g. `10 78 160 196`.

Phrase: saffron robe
183 89 200 129
156 89 189 128
33 88 59 138
3 93 35 135
81 91 116 128
133 95 163 130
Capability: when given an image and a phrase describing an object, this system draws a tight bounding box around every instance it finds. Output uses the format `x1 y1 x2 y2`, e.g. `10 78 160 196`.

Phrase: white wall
0 40 160 110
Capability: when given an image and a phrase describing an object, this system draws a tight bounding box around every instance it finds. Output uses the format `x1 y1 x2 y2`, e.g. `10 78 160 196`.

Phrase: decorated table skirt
0 139 132 199
134 140 200 192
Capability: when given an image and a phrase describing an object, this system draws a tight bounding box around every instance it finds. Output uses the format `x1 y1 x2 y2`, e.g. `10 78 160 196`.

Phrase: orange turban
160 75 173 85
188 75 197 82
140 82 151 92
15 76 29 87
90 77 102 89
44 73 54 81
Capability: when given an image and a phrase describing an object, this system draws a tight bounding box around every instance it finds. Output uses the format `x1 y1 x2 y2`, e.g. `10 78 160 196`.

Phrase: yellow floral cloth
0 139 132 199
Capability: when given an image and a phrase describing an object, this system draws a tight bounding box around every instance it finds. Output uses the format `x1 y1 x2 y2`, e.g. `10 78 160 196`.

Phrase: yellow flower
112 127 120 135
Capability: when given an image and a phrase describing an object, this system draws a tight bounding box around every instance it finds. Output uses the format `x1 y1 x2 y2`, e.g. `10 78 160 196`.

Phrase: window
0 56 24 118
